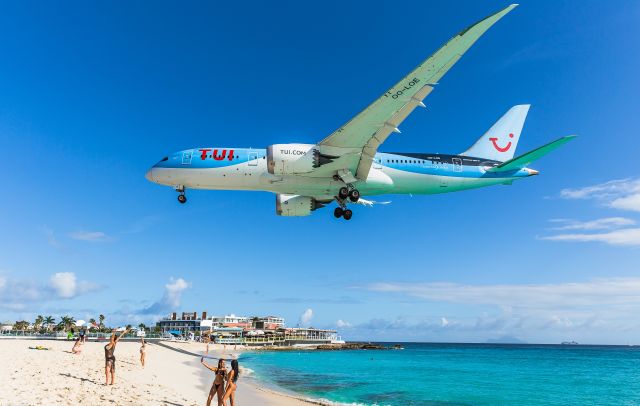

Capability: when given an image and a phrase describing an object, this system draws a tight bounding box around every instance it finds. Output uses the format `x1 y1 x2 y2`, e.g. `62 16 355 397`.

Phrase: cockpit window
160 156 168 162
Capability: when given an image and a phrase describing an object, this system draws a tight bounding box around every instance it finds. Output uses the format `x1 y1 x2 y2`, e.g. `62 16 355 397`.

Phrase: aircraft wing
318 4 518 181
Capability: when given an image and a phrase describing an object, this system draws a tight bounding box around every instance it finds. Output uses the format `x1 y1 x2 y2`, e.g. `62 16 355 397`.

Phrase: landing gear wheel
334 207 344 218
177 194 187 204
338 187 349 200
348 189 360 202
343 209 353 220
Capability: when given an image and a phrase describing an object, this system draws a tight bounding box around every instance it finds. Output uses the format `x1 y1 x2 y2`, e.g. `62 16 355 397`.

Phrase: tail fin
462 104 530 162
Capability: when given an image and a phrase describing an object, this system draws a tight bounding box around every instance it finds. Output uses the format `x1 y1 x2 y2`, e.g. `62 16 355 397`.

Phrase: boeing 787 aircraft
146 4 575 220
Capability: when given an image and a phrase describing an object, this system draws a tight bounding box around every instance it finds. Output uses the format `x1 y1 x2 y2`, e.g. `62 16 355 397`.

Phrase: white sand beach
0 339 313 406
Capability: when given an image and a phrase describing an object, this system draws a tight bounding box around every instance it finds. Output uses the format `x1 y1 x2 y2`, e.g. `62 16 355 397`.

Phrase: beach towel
28 346 51 351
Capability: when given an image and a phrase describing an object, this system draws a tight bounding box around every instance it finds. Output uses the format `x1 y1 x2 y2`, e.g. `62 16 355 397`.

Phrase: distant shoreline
1 334 637 347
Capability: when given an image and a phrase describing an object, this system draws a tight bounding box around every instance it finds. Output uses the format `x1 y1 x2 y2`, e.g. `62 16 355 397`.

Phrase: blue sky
1 1 639 344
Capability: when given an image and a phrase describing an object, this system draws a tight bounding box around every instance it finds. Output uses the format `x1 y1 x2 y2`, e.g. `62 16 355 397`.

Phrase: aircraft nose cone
145 168 156 182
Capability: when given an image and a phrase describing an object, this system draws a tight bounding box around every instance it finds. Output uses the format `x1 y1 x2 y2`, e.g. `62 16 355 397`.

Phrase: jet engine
267 144 338 175
276 194 325 216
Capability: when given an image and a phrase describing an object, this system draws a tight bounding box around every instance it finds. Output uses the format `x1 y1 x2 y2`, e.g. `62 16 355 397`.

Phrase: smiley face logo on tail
489 133 514 152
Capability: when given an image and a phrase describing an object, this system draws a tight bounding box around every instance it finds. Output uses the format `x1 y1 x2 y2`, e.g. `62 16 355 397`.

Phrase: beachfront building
210 314 251 329
243 327 341 346
251 316 285 330
156 311 212 335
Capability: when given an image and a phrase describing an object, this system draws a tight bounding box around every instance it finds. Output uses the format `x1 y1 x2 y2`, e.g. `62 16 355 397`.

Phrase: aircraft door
248 151 258 166
373 157 382 170
452 158 462 172
182 150 193 165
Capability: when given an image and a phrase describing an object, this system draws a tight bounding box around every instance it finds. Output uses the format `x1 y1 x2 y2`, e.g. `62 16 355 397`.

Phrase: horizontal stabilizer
488 135 577 172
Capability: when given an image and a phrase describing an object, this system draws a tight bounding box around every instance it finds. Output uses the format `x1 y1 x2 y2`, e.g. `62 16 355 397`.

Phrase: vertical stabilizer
462 104 530 162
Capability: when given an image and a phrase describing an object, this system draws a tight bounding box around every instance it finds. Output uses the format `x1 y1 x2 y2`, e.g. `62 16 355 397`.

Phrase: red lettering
213 149 227 161
227 149 234 161
199 149 211 160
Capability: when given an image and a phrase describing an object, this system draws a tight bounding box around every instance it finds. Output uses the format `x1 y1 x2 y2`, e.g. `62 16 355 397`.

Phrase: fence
0 330 163 340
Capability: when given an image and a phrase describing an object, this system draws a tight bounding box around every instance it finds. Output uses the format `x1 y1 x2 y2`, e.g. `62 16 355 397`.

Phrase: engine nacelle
267 144 317 175
276 194 324 216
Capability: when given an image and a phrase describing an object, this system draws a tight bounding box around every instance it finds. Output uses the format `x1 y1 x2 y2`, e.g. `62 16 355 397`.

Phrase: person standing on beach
104 327 129 385
139 337 146 367
201 357 227 406
222 359 239 406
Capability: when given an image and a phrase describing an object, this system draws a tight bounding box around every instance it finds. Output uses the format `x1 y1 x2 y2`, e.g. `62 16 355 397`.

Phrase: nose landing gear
175 185 187 204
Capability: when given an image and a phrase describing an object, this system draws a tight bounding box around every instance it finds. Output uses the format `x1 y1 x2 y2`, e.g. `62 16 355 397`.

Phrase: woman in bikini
201 357 227 406
104 327 129 385
140 337 146 367
222 359 239 406
71 337 83 354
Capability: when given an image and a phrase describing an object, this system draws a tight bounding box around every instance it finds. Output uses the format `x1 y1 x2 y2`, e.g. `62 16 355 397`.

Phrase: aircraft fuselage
145 147 535 201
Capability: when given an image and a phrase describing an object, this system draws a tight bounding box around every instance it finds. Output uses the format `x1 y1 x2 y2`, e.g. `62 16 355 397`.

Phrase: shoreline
0 338 324 405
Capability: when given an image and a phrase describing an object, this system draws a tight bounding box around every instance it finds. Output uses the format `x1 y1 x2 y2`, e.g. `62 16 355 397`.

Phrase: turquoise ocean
240 343 640 405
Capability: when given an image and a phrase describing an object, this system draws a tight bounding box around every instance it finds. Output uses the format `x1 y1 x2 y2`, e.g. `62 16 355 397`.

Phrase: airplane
145 4 575 220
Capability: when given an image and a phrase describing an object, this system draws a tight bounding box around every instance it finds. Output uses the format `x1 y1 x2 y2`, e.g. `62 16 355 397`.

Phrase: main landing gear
334 206 353 220
334 184 359 220
176 186 187 204
338 186 360 203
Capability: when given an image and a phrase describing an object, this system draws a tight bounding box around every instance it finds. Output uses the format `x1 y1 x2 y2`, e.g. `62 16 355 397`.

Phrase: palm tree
89 318 97 330
99 314 105 331
58 315 76 332
44 316 55 332
138 323 147 331
34 315 44 332
14 320 30 330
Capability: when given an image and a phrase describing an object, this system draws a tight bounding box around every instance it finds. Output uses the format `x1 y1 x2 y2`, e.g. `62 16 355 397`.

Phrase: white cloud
68 230 112 242
560 178 640 212
610 194 640 212
336 319 352 328
164 278 190 308
298 308 313 326
49 272 77 298
139 277 191 315
540 228 640 247
348 280 640 343
365 278 640 309
48 272 100 299
545 178 640 246
550 217 635 231
0 272 101 310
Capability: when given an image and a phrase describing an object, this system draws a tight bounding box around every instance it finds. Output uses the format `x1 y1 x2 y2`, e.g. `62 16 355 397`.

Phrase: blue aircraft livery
146 4 575 220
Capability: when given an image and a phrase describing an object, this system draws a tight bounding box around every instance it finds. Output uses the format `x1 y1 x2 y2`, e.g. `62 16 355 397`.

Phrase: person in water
139 337 146 367
201 357 227 406
222 359 239 406
104 327 129 385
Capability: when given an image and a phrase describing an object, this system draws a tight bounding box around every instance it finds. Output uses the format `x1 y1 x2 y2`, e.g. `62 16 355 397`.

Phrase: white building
210 314 249 328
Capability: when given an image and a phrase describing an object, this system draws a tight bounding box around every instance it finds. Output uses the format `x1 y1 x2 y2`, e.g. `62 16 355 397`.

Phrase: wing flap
356 85 434 177
319 4 519 180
